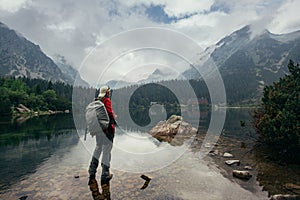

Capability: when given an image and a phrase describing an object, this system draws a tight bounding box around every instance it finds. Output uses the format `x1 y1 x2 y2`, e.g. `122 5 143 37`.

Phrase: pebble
223 152 234 158
225 160 240 166
284 183 300 192
204 143 212 148
244 166 252 170
232 170 252 180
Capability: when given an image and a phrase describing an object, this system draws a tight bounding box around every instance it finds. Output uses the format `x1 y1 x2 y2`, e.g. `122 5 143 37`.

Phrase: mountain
108 25 300 104
211 25 252 67
216 27 300 80
53 55 89 87
105 79 133 89
184 25 300 104
106 68 179 89
0 22 88 86
138 68 178 84
143 68 165 82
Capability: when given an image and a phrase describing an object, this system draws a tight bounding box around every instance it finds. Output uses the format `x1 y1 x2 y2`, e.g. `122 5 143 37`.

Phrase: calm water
0 109 269 200
0 114 78 192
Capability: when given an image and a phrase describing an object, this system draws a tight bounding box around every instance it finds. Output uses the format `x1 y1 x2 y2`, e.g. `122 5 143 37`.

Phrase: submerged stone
232 170 252 180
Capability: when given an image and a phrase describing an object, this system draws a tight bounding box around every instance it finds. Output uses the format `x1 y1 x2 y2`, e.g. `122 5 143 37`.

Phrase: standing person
88 85 116 185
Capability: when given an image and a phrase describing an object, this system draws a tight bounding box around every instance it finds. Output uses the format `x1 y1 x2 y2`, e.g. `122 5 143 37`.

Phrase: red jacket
102 97 115 134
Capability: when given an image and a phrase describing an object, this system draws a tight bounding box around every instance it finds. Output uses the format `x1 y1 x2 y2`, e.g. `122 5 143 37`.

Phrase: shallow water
0 134 267 200
0 111 270 200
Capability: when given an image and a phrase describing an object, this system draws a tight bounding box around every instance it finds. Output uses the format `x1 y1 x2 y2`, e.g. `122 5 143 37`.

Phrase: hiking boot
101 173 113 183
101 165 113 183
88 174 96 186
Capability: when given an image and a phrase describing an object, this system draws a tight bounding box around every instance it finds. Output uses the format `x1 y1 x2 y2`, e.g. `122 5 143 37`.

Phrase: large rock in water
148 115 197 146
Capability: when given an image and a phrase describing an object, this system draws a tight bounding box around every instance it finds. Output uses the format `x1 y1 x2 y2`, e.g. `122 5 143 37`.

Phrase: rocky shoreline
149 115 300 200
15 103 70 116
195 131 300 200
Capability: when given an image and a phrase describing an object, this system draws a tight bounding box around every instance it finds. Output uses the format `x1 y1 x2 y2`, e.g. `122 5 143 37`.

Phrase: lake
0 109 272 199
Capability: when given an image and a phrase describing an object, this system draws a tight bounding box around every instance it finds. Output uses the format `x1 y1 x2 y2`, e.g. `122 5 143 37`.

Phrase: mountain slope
211 25 252 67
218 27 300 103
183 25 300 104
54 55 89 87
0 22 88 86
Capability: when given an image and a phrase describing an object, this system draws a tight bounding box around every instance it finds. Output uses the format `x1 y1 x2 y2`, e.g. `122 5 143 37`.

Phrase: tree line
0 77 75 115
111 79 210 108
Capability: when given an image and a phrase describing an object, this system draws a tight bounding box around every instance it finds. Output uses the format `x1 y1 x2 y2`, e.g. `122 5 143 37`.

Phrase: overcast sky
1 0 300 85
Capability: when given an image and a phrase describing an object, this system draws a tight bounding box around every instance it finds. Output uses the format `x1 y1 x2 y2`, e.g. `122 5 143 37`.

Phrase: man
88 85 116 185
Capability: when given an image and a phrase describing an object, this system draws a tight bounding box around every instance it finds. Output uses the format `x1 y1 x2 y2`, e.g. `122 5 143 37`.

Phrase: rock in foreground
148 115 197 146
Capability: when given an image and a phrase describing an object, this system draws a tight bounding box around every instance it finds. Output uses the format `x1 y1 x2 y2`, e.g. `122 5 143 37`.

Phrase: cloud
159 0 214 18
0 0 30 13
0 0 300 85
0 0 121 68
80 27 195 85
122 0 214 18
268 0 300 33
168 0 289 47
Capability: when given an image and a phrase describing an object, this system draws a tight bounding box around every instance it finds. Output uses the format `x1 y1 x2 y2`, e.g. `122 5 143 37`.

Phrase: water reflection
0 114 76 145
89 174 151 199
80 129 193 173
80 107 257 173
89 179 111 200
0 114 78 192
0 109 271 199
114 105 208 133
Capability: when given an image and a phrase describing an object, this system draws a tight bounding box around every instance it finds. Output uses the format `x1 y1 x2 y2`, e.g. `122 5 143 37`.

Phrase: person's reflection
101 182 111 200
88 179 111 200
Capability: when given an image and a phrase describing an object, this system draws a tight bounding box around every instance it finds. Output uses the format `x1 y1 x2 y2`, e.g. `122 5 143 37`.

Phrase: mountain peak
0 21 9 29
216 25 251 46
152 68 164 75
